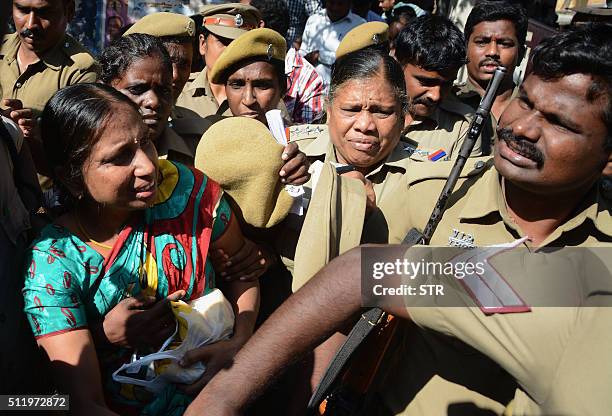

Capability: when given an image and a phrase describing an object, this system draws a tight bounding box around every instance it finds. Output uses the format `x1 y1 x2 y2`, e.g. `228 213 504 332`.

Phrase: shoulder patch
62 35 97 70
405 156 492 186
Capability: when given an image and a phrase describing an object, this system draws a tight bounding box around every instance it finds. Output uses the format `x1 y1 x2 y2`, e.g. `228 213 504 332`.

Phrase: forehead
404 63 456 82
470 19 518 39
333 75 398 104
521 73 606 130
228 60 278 79
92 104 145 148
123 55 171 80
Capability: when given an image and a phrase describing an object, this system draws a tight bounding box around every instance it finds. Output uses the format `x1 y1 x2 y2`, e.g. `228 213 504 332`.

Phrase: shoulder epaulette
405 156 492 186
287 124 327 143
61 34 97 70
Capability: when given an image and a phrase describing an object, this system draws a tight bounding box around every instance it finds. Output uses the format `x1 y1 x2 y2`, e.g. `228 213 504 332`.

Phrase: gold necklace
76 214 114 250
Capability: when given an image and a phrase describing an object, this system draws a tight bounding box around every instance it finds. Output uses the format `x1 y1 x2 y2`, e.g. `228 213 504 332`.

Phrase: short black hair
531 22 612 143
465 1 528 52
250 0 289 38
395 14 466 72
98 33 172 84
41 83 140 197
330 47 408 114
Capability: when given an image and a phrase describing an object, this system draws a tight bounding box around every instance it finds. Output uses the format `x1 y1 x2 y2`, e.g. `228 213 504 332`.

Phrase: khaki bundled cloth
291 161 368 291
194 117 292 228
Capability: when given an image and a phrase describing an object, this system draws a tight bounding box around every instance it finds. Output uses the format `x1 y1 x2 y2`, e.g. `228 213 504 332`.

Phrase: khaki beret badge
235 14 244 27
372 34 379 44
267 44 274 60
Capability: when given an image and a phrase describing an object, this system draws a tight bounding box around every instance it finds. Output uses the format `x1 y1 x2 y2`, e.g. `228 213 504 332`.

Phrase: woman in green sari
22 83 259 415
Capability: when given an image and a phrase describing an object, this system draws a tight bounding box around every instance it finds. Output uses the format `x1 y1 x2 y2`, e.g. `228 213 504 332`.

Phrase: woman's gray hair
329 47 408 114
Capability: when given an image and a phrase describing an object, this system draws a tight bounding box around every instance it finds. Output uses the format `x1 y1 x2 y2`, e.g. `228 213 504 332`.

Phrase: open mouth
134 182 156 200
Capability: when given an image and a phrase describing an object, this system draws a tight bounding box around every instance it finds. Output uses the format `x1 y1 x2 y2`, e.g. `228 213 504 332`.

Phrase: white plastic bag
112 289 235 393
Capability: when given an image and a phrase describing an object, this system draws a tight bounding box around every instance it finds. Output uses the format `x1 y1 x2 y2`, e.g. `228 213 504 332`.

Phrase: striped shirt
284 48 325 124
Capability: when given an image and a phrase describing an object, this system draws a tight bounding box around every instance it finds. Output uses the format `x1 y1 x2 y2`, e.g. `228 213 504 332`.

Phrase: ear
259 20 265 28
199 33 207 57
55 166 83 199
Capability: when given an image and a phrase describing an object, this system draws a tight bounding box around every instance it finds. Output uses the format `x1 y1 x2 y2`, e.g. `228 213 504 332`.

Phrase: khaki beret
195 117 293 228
123 12 195 39
335 22 389 59
210 28 286 84
199 3 262 40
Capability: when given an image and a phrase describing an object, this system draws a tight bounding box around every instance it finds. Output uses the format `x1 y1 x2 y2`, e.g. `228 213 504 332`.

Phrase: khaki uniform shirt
403 93 496 161
374 160 612 416
177 68 292 121
454 78 520 126
0 33 97 116
176 69 231 119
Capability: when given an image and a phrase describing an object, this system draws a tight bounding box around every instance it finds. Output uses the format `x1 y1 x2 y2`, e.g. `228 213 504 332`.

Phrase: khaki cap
335 21 389 59
195 117 293 228
209 28 286 84
199 3 262 40
123 12 195 39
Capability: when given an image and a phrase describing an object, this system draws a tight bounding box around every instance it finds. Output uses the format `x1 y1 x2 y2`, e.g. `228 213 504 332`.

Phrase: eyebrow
519 86 582 133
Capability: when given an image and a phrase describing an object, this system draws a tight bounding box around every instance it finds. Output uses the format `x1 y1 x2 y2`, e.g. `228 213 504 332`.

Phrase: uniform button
474 160 485 169
15 82 22 88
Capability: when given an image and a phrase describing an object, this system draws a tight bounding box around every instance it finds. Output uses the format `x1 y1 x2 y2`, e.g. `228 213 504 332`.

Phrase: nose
425 86 442 104
353 110 375 133
26 11 39 29
142 91 160 111
509 109 541 143
242 84 257 107
133 147 157 180
485 41 500 58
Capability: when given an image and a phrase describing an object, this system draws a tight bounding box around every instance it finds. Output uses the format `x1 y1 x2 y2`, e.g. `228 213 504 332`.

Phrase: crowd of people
0 0 610 415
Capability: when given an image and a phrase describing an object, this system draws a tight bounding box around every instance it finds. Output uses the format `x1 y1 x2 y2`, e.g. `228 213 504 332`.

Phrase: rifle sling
308 307 385 410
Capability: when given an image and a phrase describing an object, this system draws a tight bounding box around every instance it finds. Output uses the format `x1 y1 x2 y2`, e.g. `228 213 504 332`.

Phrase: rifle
309 67 508 416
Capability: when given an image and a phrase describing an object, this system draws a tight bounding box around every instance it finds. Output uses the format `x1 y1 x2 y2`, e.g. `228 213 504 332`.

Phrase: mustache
479 58 501 67
20 28 36 39
497 127 545 167
411 97 435 107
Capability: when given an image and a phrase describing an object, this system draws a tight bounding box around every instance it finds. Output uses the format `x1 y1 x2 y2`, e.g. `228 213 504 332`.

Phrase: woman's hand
178 337 246 395
94 290 185 350
211 239 275 282
340 170 377 216
279 142 310 185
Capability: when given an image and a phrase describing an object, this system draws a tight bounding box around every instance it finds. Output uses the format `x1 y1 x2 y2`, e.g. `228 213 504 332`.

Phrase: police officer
123 12 212 164
182 22 612 416
176 3 262 118
0 0 97 115
395 14 496 160
455 1 528 123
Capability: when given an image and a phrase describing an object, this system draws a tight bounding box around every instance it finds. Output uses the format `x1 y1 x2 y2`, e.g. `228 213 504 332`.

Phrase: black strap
308 307 385 411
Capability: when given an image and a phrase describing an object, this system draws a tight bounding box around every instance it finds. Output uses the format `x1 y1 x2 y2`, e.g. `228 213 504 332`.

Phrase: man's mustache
412 97 435 107
480 58 501 67
497 127 545 167
20 28 35 39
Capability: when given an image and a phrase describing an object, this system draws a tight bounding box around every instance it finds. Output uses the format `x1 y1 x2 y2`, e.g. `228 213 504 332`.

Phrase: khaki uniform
370 160 612 415
454 78 520 126
0 33 97 115
403 93 496 161
176 69 232 119
168 105 213 165
286 125 414 289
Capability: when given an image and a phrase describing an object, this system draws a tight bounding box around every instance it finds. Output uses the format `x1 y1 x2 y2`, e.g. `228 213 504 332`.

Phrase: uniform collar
459 164 612 243
2 32 69 72
184 68 213 97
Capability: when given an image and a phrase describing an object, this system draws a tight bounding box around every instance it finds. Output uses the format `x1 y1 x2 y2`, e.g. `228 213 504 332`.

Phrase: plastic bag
112 289 235 393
